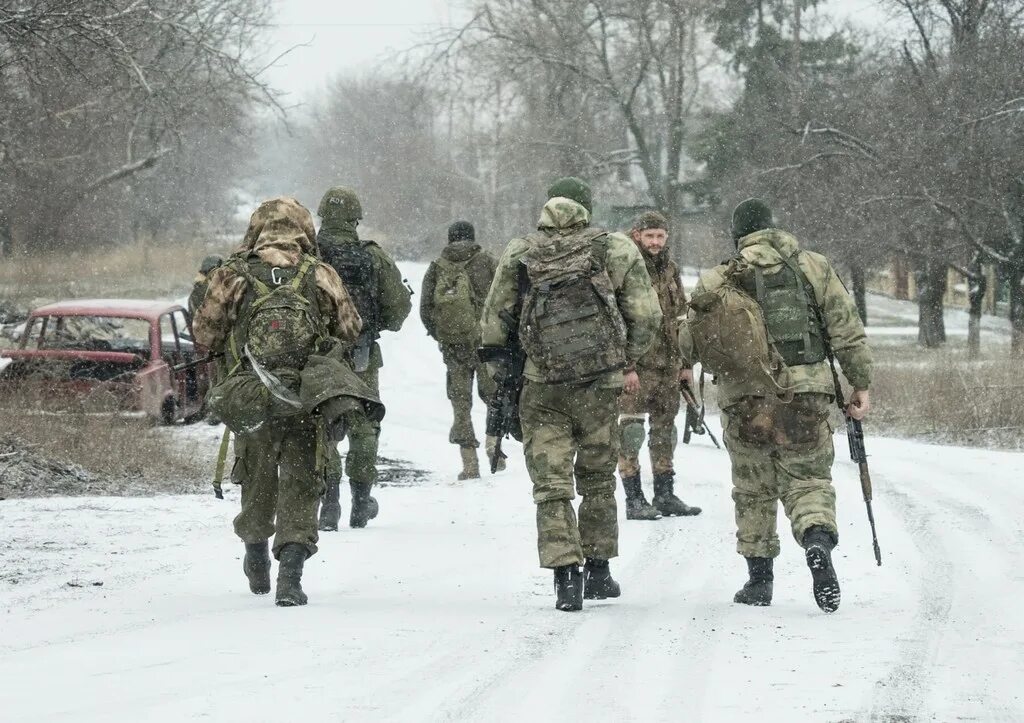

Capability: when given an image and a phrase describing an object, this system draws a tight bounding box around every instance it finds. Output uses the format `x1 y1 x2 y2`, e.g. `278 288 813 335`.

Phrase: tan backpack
687 259 792 397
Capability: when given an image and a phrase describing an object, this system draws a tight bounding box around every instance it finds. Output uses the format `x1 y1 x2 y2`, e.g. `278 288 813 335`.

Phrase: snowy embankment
1 263 1022 722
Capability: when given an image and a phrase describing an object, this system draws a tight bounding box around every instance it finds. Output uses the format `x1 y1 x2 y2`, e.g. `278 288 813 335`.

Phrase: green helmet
317 186 363 221
731 198 773 241
547 177 593 214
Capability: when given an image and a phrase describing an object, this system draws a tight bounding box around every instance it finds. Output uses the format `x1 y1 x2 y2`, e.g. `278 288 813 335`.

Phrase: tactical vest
735 252 827 367
518 227 628 384
319 239 381 340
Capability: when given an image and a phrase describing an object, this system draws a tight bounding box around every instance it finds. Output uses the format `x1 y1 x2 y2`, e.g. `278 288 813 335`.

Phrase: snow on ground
2 263 1023 722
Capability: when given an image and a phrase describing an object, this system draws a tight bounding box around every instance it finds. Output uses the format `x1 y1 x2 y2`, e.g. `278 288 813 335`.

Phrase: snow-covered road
2 263 1022 722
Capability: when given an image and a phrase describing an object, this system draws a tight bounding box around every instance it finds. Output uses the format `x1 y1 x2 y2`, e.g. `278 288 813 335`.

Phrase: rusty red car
0 299 212 424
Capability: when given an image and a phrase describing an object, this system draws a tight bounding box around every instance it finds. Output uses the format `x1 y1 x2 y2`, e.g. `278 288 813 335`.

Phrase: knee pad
619 419 646 457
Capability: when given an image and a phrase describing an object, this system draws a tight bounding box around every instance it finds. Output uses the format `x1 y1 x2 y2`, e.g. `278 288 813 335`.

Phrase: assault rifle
172 352 221 373
846 414 882 566
680 380 721 449
478 310 526 474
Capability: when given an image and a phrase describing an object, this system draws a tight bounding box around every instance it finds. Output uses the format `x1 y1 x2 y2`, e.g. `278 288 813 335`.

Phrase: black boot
275 543 309 607
583 558 621 600
553 564 583 612
318 481 341 532
243 541 271 595
349 481 379 529
803 526 841 613
733 557 774 606
621 474 661 521
652 472 702 517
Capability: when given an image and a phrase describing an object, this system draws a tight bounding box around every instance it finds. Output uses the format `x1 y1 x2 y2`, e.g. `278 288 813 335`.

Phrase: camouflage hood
240 197 318 266
441 239 482 263
737 228 801 266
538 197 590 233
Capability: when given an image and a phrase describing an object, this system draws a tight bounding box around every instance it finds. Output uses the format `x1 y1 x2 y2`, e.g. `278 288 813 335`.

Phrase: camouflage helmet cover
317 186 363 221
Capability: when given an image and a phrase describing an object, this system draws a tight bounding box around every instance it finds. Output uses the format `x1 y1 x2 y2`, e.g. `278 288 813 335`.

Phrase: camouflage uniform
193 198 362 564
481 197 661 570
618 244 687 480
420 236 498 455
316 189 412 494
679 228 872 559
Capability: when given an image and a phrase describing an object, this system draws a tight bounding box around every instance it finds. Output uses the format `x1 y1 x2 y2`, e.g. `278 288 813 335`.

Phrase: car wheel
161 396 177 425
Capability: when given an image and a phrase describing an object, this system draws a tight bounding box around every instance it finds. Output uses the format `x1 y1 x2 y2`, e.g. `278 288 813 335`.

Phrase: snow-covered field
2 263 1022 722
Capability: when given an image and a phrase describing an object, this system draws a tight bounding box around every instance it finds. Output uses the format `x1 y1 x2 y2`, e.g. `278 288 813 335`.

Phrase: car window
40 316 151 353
160 314 180 358
172 310 195 350
22 317 44 348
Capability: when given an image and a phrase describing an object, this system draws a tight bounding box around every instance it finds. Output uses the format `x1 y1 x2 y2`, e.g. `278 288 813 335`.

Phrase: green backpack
432 257 480 344
519 228 627 384
207 254 327 433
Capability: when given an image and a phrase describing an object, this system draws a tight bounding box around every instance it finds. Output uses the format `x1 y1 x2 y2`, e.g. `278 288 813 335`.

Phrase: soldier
420 220 500 479
315 186 412 531
680 199 872 613
193 197 364 606
480 177 661 612
187 254 224 318
618 211 702 521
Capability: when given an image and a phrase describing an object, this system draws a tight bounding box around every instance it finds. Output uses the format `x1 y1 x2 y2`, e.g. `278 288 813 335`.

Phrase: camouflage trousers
232 418 324 558
520 379 620 569
326 355 380 486
617 366 680 479
442 343 496 448
722 393 838 559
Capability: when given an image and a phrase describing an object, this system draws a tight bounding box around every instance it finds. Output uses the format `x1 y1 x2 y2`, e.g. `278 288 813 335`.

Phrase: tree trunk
1010 264 1024 357
850 262 867 326
967 265 986 360
916 260 947 348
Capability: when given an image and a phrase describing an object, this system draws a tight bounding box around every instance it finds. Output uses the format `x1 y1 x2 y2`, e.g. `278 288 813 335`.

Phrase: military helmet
731 198 773 241
547 177 593 214
633 210 669 233
199 254 224 275
317 186 363 221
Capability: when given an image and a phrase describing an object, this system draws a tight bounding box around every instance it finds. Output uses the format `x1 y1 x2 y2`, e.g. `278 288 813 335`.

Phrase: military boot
457 446 481 481
583 558 621 600
554 564 583 612
242 541 271 595
733 557 774 606
621 473 661 521
485 435 506 472
349 481 379 529
275 543 308 607
652 472 702 517
803 526 841 613
318 481 342 532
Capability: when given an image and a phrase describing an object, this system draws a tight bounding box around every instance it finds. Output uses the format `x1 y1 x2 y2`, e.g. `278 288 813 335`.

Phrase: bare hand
679 367 694 386
623 370 640 395
847 390 871 420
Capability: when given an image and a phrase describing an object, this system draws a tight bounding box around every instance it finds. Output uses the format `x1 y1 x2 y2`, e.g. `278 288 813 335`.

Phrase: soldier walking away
681 199 872 613
420 220 499 480
480 177 661 612
193 197 365 606
618 211 702 521
315 186 412 531
187 255 224 319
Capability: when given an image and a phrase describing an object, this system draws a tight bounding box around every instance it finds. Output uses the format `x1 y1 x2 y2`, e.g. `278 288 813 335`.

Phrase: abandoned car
0 299 211 424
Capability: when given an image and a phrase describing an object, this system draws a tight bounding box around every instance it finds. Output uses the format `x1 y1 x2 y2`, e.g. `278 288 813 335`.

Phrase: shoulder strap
230 256 272 297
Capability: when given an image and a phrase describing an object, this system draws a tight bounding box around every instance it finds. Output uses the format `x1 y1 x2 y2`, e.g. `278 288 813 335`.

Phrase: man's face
633 227 668 255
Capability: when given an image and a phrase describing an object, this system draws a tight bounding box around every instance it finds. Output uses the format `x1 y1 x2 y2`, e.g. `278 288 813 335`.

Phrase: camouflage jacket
636 246 686 372
193 198 362 354
481 197 661 388
420 240 497 342
678 228 872 409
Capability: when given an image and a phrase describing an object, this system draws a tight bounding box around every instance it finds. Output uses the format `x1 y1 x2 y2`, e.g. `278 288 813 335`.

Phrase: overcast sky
261 0 893 102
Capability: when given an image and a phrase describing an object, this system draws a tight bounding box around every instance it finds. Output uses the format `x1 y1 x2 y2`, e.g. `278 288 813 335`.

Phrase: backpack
432 256 480 345
207 253 327 433
318 239 381 340
518 228 627 384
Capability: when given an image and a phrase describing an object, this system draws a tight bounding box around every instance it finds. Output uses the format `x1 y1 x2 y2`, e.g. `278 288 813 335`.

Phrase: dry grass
0 394 212 497
0 239 212 307
869 346 1024 450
